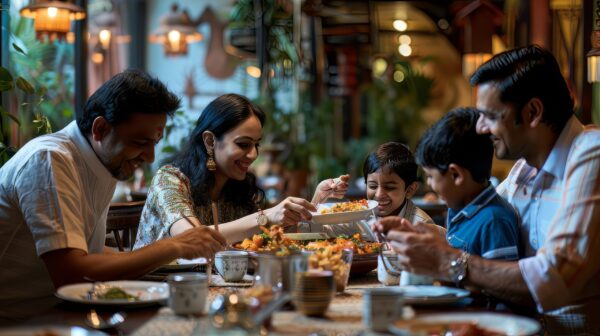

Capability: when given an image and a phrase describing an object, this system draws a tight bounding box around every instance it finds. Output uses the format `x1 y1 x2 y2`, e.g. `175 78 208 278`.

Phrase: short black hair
363 142 418 186
415 107 493 184
470 45 573 133
77 69 181 135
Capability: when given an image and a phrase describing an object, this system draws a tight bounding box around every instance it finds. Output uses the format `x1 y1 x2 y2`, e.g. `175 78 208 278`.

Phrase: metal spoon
86 309 126 329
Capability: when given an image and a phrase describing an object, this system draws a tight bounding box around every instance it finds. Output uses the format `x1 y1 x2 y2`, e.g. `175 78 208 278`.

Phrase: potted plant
361 58 434 149
0 43 51 167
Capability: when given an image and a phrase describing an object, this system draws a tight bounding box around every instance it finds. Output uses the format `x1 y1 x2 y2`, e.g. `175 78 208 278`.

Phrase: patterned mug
167 273 208 315
214 250 249 282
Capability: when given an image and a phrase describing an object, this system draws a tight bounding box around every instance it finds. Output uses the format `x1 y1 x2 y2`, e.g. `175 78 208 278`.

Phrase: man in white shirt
0 70 226 323
376 46 600 334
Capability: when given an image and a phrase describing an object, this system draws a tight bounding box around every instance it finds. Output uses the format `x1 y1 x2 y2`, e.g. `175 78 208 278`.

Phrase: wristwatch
256 209 268 227
448 251 470 286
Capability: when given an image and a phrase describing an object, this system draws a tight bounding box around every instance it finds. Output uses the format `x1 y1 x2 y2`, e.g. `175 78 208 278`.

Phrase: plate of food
233 225 380 274
56 281 169 306
389 312 541 336
400 285 470 305
311 199 377 225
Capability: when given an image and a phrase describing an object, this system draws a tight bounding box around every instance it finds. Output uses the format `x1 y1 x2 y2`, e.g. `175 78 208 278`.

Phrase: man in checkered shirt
377 45 600 334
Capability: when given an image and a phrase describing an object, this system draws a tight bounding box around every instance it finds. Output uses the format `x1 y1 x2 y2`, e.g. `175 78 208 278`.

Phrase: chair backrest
106 201 145 251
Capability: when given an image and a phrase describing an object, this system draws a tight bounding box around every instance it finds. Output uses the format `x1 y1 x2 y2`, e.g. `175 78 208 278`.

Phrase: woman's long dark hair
171 93 266 211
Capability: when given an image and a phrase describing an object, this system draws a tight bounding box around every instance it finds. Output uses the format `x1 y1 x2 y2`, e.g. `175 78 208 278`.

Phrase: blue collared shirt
446 184 520 260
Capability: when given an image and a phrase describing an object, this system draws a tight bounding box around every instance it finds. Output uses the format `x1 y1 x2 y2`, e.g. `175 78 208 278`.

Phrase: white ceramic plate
0 326 108 336
176 257 207 265
389 312 541 336
400 285 470 305
56 280 168 306
311 200 378 225
154 257 208 272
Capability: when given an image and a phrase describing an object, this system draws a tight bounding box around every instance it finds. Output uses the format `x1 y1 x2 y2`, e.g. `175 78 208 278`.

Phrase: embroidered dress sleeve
15 150 88 255
136 166 198 248
154 165 197 226
519 131 600 311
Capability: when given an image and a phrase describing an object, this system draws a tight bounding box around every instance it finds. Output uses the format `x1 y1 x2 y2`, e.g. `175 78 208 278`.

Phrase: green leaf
0 106 21 126
0 66 13 82
161 145 176 153
16 77 35 94
0 81 13 91
36 85 48 96
45 118 52 133
12 43 27 56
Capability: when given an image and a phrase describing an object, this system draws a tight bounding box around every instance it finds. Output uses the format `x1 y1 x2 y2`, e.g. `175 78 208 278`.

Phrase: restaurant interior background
0 0 596 206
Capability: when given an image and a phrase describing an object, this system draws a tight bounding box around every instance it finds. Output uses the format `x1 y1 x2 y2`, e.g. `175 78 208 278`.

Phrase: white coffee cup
167 273 208 315
363 287 404 332
214 250 249 282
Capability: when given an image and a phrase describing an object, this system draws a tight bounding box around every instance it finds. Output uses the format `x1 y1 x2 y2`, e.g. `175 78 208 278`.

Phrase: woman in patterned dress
134 94 347 248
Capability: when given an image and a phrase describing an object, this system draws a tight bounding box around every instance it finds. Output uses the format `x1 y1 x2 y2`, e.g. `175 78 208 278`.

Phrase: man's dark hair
470 45 573 133
77 69 181 134
416 107 493 184
363 142 418 186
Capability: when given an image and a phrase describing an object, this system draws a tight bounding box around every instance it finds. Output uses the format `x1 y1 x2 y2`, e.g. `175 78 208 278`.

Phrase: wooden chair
106 201 145 251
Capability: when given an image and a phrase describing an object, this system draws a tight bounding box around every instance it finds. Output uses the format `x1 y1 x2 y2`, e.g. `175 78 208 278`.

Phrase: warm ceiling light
47 7 58 17
149 3 202 56
588 54 600 83
246 65 261 78
91 43 104 64
587 7 600 82
399 34 411 45
393 20 407 32
98 29 111 49
393 70 405 83
398 44 412 57
19 1 86 42
372 57 388 78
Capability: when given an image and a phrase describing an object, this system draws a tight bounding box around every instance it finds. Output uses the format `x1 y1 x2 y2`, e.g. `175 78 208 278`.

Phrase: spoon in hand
86 309 126 329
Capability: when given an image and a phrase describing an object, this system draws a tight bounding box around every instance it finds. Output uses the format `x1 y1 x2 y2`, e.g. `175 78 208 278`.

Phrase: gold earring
206 148 217 171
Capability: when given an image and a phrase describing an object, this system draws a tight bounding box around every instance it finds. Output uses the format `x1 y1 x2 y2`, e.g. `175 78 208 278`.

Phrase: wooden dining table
7 270 512 336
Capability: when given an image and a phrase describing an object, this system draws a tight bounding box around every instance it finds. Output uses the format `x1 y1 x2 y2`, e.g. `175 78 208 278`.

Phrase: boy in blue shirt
415 107 521 260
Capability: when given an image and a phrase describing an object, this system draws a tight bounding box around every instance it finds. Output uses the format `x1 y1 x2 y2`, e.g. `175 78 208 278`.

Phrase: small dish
400 285 470 305
311 200 378 225
56 281 168 306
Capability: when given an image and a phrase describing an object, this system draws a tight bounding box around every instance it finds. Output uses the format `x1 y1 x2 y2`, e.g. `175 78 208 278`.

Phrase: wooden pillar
582 0 593 124
127 0 147 70
530 0 551 49
74 0 88 119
